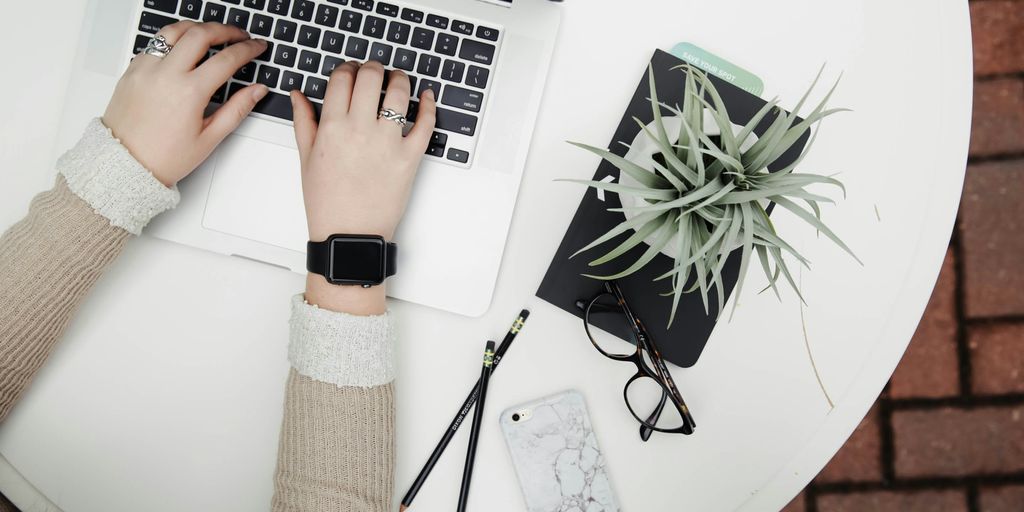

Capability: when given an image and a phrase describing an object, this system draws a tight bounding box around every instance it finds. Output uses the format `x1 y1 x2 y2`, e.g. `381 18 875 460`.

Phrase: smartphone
499 390 620 512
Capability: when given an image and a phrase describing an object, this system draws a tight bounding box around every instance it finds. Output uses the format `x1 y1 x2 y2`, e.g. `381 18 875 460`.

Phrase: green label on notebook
670 42 764 96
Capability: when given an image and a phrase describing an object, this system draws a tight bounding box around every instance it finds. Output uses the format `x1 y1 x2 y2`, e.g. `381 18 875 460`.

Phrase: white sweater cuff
57 118 180 235
288 294 396 388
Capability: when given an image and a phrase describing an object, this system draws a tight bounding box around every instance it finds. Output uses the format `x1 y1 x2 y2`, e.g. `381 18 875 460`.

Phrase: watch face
329 236 386 284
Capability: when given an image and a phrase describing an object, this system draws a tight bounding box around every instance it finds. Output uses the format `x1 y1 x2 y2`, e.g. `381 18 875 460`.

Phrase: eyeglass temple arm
639 389 669 441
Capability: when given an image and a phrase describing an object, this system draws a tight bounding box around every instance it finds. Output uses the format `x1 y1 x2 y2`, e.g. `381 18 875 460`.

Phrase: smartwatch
306 234 397 287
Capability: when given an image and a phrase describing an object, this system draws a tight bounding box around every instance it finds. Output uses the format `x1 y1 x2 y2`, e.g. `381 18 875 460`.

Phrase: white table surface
0 0 972 510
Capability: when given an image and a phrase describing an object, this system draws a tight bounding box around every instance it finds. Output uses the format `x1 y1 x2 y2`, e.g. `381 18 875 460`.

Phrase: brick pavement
785 1 1024 510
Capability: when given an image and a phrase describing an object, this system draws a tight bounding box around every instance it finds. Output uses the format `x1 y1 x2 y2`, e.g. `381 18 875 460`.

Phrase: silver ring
377 108 408 127
144 35 173 59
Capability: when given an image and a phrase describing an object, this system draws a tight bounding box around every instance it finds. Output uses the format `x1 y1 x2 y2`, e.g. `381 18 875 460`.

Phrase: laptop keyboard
133 0 503 167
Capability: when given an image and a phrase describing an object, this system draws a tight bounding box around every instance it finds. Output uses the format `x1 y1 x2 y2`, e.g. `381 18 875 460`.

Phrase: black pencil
457 340 495 512
400 309 529 511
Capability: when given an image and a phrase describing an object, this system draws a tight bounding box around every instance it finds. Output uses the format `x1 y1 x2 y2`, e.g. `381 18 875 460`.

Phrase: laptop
56 0 562 316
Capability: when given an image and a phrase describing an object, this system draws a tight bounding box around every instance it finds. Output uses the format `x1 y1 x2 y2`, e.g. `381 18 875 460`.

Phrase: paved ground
784 1 1024 511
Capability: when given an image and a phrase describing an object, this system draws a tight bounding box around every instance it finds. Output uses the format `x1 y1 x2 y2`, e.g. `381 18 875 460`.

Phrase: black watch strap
306 236 397 284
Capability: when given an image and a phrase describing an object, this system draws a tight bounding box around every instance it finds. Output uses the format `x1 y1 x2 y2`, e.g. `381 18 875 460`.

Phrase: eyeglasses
576 281 696 440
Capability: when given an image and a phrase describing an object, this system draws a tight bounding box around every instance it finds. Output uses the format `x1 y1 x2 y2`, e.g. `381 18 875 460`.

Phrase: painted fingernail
253 85 269 101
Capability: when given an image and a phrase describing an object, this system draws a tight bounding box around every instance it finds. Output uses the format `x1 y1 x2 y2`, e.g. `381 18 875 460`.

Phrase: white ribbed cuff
288 294 396 388
57 118 180 235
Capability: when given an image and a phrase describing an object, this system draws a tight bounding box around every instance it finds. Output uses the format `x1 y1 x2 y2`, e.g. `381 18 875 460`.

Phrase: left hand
103 21 269 187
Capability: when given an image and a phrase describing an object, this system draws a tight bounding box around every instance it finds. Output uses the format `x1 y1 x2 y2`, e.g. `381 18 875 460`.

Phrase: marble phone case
499 390 620 512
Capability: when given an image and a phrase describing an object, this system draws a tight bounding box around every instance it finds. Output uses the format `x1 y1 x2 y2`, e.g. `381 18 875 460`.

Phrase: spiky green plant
564 65 860 325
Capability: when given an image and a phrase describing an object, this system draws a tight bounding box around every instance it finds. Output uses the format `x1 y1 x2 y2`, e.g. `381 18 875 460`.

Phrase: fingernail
253 85 269 101
425 88 436 101
255 38 268 45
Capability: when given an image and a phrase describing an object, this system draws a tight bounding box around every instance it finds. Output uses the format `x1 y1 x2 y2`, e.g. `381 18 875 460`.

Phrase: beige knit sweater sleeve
0 120 397 511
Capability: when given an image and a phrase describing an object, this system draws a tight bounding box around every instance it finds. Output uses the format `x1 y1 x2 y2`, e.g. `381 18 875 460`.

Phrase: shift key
435 106 478 136
441 85 483 113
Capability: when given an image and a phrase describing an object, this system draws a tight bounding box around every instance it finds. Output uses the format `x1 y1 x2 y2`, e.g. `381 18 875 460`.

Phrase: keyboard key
407 75 418 94
274 19 297 42
339 10 362 32
212 84 228 103
447 148 469 163
250 13 274 36
257 64 281 87
426 14 448 30
405 98 419 121
321 55 345 75
304 76 328 99
268 0 289 15
253 90 294 121
386 21 410 45
442 85 482 112
344 36 369 59
476 25 499 41
144 0 177 14
298 25 321 47
298 50 321 72
291 0 314 21
139 11 177 33
426 143 444 158
234 61 257 82
179 0 202 19
227 8 250 29
459 39 495 65
243 0 265 9
273 44 297 66
431 131 447 145
441 59 465 83
362 15 386 38
436 106 477 136
281 71 303 92
321 31 345 53
435 33 458 56
315 4 339 27
133 34 150 54
416 54 440 77
222 0 240 4
465 65 488 89
368 42 392 65
203 2 226 22
376 2 398 16
392 48 416 71
327 0 348 4
417 79 441 99
400 8 423 23
410 27 433 50
451 20 473 35
352 0 373 11
257 40 274 61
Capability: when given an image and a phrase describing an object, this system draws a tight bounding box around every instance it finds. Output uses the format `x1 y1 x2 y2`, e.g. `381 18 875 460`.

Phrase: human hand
291 60 436 314
103 22 269 187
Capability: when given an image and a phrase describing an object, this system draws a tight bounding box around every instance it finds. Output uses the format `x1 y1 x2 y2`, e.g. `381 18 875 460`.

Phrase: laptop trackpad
202 135 307 252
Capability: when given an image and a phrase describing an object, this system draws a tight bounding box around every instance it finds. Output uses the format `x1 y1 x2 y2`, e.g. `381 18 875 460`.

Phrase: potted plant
564 65 859 325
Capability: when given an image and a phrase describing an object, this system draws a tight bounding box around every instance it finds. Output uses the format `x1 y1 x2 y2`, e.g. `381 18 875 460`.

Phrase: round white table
0 1 972 510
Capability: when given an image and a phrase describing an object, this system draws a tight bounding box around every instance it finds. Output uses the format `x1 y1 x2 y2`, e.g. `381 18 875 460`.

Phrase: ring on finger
143 34 174 59
378 108 408 127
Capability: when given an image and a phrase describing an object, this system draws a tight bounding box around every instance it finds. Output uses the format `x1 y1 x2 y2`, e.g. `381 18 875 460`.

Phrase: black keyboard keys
345 36 369 59
442 85 483 112
352 0 373 11
436 106 477 136
411 27 433 50
393 48 416 71
144 0 177 14
322 31 345 53
451 20 473 35
298 50 321 72
459 39 495 65
227 8 250 30
386 21 410 45
281 71 303 92
369 43 392 65
179 0 202 19
304 77 328 99
133 34 150 54
465 65 489 89
274 19 297 42
362 15 386 39
417 79 441 100
400 8 423 23
139 11 177 33
426 14 448 29
441 59 465 83
476 25 499 41
298 25 321 47
234 61 257 82
257 40 274 61
243 0 265 9
203 2 226 22
251 14 274 36
435 33 458 56
273 44 297 66
339 10 362 32
268 0 289 16
416 54 440 77
322 56 345 76
376 2 398 17
315 4 339 27
447 148 469 163
253 90 294 121
291 0 315 21
257 65 281 88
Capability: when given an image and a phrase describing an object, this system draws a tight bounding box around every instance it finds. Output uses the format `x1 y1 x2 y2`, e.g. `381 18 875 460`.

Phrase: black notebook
537 49 810 368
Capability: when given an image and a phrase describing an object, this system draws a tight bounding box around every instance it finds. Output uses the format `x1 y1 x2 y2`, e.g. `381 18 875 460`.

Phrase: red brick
816 405 882 482
980 485 1024 512
969 79 1024 157
971 1 1024 76
890 248 960 398
817 489 966 512
970 323 1024 394
893 405 1024 477
780 491 806 512
960 160 1024 318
